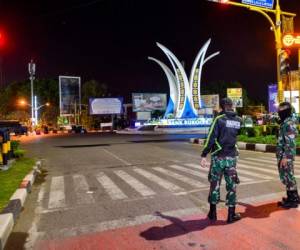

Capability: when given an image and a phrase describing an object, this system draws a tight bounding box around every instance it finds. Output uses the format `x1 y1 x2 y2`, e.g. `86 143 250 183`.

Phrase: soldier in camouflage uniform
200 98 242 223
276 102 300 208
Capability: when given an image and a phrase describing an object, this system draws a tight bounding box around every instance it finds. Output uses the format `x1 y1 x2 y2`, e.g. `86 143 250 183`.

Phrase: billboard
59 76 81 116
268 84 278 113
201 94 219 110
242 0 274 9
132 93 167 112
89 98 123 115
284 91 299 114
282 34 300 48
227 88 243 108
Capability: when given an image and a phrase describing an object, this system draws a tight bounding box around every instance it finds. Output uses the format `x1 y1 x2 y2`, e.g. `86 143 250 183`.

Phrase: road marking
114 170 156 197
38 207 204 238
184 163 253 182
153 167 206 188
236 168 273 180
238 163 279 176
103 149 131 166
168 164 209 179
73 174 95 205
96 172 128 200
257 157 300 168
24 184 46 250
48 176 66 209
238 191 284 204
133 168 184 192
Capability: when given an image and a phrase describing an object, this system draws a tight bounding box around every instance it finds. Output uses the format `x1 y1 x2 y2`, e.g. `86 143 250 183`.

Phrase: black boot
279 191 292 205
279 190 299 208
227 206 241 224
207 204 217 221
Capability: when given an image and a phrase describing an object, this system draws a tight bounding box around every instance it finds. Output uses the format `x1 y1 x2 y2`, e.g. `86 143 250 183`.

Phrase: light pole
28 60 36 125
18 98 50 126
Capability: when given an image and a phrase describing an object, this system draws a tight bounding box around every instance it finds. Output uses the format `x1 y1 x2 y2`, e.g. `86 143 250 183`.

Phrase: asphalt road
5 133 300 249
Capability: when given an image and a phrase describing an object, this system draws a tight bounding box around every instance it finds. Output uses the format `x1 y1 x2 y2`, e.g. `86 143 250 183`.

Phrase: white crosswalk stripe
73 175 95 205
245 157 300 166
153 167 206 188
48 176 66 209
238 163 279 176
168 164 209 179
133 168 184 192
184 163 254 182
258 156 300 165
114 170 156 196
96 172 128 200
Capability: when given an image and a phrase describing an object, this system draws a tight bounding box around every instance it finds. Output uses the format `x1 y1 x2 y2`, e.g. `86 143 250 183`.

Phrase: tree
81 80 108 129
202 80 253 109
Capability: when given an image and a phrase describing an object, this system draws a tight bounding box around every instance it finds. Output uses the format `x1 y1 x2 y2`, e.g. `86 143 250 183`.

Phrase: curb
190 138 283 154
0 161 40 250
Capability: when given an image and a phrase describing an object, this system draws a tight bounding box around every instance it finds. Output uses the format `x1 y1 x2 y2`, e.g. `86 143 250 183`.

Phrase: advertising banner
268 84 278 113
132 93 167 112
201 94 219 110
59 76 81 116
89 98 123 115
227 88 243 108
242 0 274 9
284 91 299 114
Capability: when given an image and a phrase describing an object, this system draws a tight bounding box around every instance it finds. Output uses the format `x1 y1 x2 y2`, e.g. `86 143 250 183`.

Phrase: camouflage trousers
208 156 239 207
277 158 298 191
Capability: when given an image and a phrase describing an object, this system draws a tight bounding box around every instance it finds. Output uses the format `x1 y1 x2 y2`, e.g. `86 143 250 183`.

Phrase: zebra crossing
44 156 300 211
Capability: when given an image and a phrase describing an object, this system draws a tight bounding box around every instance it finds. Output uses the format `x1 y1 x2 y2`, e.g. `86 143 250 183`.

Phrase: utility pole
28 60 36 126
207 0 296 103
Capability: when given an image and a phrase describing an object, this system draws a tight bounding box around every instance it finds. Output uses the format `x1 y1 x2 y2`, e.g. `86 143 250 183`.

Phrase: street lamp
18 98 50 126
28 60 36 125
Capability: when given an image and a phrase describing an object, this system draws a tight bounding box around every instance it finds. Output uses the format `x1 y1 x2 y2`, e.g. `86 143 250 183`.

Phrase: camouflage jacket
276 116 298 160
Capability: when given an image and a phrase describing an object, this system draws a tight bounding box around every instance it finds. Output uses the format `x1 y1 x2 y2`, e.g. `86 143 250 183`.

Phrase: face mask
278 108 291 122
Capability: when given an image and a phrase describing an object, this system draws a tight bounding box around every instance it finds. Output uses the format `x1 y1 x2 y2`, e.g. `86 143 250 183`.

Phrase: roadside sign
242 0 274 9
227 88 243 108
282 34 300 48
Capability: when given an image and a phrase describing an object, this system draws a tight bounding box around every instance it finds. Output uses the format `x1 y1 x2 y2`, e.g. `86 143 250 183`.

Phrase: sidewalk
36 199 300 250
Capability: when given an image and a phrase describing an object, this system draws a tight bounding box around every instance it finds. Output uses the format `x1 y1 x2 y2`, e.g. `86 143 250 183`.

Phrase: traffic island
0 158 39 250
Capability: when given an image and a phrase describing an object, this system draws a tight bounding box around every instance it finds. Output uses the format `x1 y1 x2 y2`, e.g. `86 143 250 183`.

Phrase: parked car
0 120 28 135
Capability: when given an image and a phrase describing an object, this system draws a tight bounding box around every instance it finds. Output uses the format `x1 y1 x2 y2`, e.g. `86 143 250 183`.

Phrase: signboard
201 94 219 110
59 76 81 116
227 88 243 108
242 0 274 9
132 93 167 112
89 98 123 115
282 34 300 48
144 117 213 127
137 112 151 121
268 84 278 113
284 91 300 114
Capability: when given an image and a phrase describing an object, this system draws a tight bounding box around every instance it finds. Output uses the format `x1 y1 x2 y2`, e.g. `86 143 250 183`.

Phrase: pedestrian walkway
35 198 300 250
44 156 300 210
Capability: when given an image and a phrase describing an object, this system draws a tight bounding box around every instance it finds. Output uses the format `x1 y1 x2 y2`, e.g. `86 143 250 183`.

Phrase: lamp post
18 99 50 126
28 60 36 125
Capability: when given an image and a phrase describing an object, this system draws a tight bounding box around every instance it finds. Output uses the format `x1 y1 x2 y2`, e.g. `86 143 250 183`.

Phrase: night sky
0 0 299 103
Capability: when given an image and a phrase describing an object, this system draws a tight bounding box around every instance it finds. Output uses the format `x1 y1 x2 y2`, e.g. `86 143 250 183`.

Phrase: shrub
13 149 26 158
11 140 21 152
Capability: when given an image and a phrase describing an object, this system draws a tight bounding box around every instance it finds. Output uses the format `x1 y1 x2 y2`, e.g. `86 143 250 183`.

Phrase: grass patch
238 135 300 147
0 158 35 211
